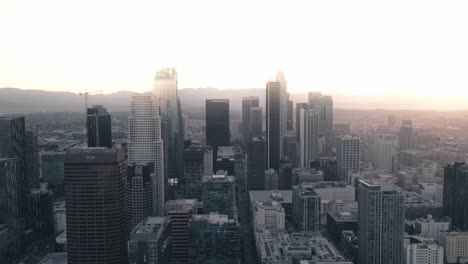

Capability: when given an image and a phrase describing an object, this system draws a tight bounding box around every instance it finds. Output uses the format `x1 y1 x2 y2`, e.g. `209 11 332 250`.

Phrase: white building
336 135 361 184
53 201 66 235
440 232 468 264
404 236 443 264
370 134 394 171
414 215 451 242
252 201 285 231
128 95 165 216
298 109 319 168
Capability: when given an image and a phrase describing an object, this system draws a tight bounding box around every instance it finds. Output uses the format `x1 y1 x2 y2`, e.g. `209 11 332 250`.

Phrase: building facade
202 173 236 218
242 96 260 144
298 109 319 168
205 99 230 163
336 135 361 184
127 163 156 230
292 184 320 232
86 105 112 148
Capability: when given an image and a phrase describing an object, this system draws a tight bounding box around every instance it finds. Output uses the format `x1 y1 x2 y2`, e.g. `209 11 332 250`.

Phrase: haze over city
1 0 468 109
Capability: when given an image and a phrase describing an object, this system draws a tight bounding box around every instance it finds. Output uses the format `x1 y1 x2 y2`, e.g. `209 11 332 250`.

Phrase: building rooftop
249 190 292 204
328 210 358 223
217 146 234 159
192 213 235 225
404 191 442 207
133 217 167 234
202 173 235 182
165 199 198 212
359 180 401 193
155 67 177 80
67 147 119 155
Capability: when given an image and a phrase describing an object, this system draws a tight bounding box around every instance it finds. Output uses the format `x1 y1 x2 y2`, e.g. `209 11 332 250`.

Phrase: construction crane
79 89 103 113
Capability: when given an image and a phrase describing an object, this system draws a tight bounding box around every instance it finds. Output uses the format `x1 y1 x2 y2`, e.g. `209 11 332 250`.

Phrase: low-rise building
404 236 443 264
440 232 468 264
252 201 285 231
414 215 450 242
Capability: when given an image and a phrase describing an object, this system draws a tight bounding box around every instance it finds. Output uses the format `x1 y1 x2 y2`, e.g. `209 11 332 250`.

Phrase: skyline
1 0 468 108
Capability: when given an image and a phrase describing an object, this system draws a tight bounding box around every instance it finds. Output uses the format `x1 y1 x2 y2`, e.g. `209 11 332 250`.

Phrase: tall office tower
358 181 404 264
154 68 184 193
275 71 289 137
296 102 309 140
25 130 40 189
308 92 334 152
370 134 394 171
40 151 65 194
230 120 242 141
188 214 241 264
183 145 213 200
399 120 413 150
64 148 128 264
298 109 319 168
266 81 282 171
0 158 23 262
247 138 265 190
86 105 112 148
127 163 156 231
242 96 259 144
287 96 293 130
336 135 361 184
250 107 263 138
128 95 165 216
202 172 236 218
165 199 198 264
279 160 293 190
128 217 172 264
292 183 321 232
182 114 189 140
282 133 297 166
443 163 468 231
28 183 54 242
205 99 230 164
264 168 278 190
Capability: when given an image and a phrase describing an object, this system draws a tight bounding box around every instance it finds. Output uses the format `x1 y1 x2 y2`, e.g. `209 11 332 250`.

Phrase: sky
1 0 468 109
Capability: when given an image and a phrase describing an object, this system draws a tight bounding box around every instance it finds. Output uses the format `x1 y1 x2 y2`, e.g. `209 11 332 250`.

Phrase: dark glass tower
241 96 259 145
205 99 230 164
287 94 293 131
25 130 40 189
247 138 265 190
65 148 128 264
443 162 468 231
266 82 281 171
127 163 155 231
86 105 112 148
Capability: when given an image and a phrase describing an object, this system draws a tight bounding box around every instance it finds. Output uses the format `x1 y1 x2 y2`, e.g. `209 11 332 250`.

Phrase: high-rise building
86 105 112 148
127 163 156 230
40 151 65 194
295 102 309 140
183 145 213 200
264 168 278 190
275 71 289 138
358 181 404 264
65 148 128 264
308 92 333 152
27 183 54 242
247 138 265 190
292 183 321 232
188 214 241 264
250 107 263 139
287 96 293 131
205 99 230 164
298 109 319 168
165 199 198 264
128 216 172 264
242 96 260 144
202 172 236 218
399 120 413 150
266 81 282 171
216 146 235 176
182 114 189 140
336 135 361 184
154 68 185 186
128 95 165 216
443 162 468 231
25 130 40 189
370 134 394 171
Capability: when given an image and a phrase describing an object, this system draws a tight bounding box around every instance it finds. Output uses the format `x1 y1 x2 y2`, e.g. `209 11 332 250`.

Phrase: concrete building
308 92 334 153
183 145 213 200
216 146 235 176
439 232 468 264
370 134 394 171
202 172 236 218
327 210 358 244
164 199 198 264
249 190 293 223
358 181 404 264
399 120 413 150
188 214 240 264
128 217 171 264
414 215 450 242
298 109 319 168
264 168 278 190
127 163 157 230
292 184 320 232
266 81 282 172
128 95 165 216
404 191 443 220
86 105 112 148
292 168 324 185
53 201 66 235
404 236 443 264
336 135 361 184
64 148 128 264
252 201 285 231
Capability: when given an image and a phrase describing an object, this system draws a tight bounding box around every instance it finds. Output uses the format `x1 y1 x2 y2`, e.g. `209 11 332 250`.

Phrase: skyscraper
64 148 128 264
205 99 230 162
250 107 263 139
370 134 394 171
128 95 165 216
154 68 184 188
128 216 172 264
86 105 112 148
295 102 309 140
188 214 241 264
242 96 259 144
266 81 282 171
247 138 265 190
25 130 40 189
165 199 198 264
292 183 321 232
443 162 468 231
127 163 156 230
308 92 333 153
287 95 293 131
183 145 213 200
399 120 413 150
336 135 361 184
358 181 404 264
298 109 319 168
202 172 236 219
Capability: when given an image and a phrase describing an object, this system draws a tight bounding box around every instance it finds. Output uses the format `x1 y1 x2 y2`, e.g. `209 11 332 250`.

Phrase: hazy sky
1 0 468 108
